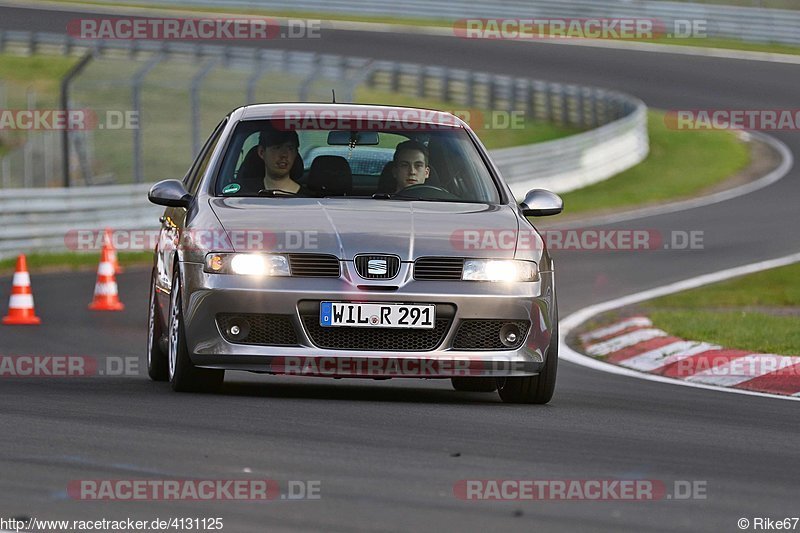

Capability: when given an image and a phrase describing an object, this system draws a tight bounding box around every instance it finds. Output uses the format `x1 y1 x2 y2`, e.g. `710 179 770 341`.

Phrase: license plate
320 302 435 329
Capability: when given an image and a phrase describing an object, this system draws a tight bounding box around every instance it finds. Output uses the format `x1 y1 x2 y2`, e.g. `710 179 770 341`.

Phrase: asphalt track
1 5 799 532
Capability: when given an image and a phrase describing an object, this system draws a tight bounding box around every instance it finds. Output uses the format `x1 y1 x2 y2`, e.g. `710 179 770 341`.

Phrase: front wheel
146 270 169 381
497 306 558 404
168 269 224 393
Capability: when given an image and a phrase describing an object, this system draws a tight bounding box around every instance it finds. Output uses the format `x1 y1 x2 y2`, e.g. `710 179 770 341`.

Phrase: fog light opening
499 323 522 348
227 319 251 341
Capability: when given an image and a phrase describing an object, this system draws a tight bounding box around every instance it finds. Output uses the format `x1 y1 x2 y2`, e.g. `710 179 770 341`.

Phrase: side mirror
520 189 563 217
148 179 192 208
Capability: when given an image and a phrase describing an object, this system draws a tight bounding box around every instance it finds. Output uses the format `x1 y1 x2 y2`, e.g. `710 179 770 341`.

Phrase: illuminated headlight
204 253 290 276
462 259 538 282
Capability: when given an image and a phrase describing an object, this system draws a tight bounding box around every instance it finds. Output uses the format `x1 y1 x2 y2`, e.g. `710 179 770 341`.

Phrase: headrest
307 155 352 196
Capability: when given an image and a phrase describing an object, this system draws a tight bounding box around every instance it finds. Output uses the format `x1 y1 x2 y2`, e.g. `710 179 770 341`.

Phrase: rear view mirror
148 179 192 208
520 189 563 217
327 131 380 145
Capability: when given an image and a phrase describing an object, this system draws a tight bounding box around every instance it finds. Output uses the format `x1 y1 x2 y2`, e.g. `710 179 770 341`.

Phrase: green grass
649 263 800 308
0 54 81 156
0 54 77 92
556 110 750 215
38 0 800 57
643 36 800 56
643 262 800 355
648 310 800 355
0 251 153 274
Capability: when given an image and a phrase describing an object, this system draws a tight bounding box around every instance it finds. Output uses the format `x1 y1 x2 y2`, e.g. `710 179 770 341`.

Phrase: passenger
392 140 430 192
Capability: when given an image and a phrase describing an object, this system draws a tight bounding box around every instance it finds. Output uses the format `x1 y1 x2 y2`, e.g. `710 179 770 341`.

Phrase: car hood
208 198 521 260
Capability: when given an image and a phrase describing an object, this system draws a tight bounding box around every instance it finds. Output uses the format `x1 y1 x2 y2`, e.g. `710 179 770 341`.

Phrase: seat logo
367 259 388 275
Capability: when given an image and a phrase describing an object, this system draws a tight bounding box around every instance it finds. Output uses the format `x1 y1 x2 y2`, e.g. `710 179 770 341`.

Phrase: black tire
451 377 498 392
497 306 559 405
146 270 169 381
168 270 224 393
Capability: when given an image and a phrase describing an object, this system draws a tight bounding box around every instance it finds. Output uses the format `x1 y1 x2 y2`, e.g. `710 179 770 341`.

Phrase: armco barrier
0 184 161 260
0 31 647 259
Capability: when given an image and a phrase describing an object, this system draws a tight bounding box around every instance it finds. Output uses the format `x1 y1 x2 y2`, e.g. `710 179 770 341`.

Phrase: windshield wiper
258 189 298 197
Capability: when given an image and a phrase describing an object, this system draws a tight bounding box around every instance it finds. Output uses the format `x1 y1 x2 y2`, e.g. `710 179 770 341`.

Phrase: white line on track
560 251 800 402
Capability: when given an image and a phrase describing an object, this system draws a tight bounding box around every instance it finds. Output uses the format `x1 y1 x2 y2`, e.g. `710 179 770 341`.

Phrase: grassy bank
643 262 800 355
555 110 750 215
0 251 153 275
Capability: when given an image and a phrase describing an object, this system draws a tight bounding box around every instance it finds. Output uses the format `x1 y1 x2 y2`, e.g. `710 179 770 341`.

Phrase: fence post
132 53 163 184
246 52 267 104
190 56 222 158
1 157 9 189
298 54 321 102
60 49 94 187
24 88 36 187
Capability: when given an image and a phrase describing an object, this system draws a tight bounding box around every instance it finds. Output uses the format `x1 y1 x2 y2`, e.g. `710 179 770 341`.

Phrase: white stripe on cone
97 262 114 276
8 294 34 309
620 341 720 372
94 282 118 296
686 355 800 387
585 328 667 357
12 272 31 286
579 316 653 343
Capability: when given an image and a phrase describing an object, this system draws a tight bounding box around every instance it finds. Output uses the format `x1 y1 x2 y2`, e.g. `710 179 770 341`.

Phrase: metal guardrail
0 31 647 259
0 184 160 259
136 0 800 46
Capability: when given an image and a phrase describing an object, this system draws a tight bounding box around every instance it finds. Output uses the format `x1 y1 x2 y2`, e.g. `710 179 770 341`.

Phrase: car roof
238 103 466 127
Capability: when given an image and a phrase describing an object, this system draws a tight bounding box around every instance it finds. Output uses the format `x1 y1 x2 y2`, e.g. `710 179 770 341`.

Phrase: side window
185 119 227 194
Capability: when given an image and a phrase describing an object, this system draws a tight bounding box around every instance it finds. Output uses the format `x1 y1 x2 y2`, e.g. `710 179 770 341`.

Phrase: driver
257 127 305 194
392 140 430 192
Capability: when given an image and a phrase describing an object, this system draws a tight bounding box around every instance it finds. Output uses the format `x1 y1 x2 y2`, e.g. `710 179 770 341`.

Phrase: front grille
414 257 464 280
298 302 456 351
288 254 340 277
354 254 401 279
217 313 299 346
452 320 531 350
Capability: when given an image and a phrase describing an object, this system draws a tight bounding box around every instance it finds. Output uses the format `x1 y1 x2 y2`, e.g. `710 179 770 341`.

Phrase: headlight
204 253 290 276
462 259 538 282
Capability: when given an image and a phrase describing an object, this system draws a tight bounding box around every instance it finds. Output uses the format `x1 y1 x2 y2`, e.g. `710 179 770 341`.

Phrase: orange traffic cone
3 254 41 325
104 228 122 274
88 240 125 311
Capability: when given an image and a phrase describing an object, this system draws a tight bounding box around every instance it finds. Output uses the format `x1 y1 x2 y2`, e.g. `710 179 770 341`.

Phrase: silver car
146 103 563 403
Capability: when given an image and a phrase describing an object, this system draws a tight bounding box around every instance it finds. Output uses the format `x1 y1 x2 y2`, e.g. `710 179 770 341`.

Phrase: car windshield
214 117 501 203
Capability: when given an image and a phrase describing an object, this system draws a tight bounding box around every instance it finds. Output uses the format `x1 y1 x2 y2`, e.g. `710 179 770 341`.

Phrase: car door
155 119 227 295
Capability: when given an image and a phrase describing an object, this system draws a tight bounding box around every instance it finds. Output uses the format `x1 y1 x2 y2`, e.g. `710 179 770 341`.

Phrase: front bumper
180 262 556 378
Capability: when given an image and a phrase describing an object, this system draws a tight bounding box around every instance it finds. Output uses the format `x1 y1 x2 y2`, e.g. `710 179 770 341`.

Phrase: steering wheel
395 184 460 201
